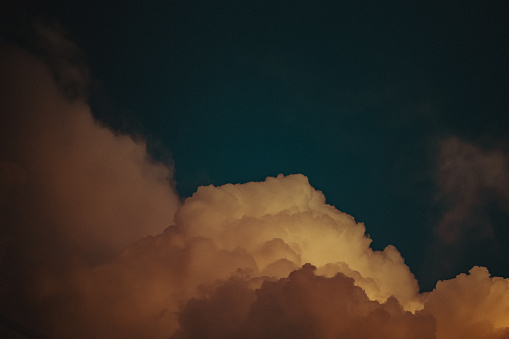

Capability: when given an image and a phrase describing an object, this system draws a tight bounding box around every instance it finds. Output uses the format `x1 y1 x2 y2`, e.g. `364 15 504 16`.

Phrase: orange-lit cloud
424 266 509 339
0 36 180 333
173 264 436 339
0 44 180 261
174 174 423 312
1 25 509 339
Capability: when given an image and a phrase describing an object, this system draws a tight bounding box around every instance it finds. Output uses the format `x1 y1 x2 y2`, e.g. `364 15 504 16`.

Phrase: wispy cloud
436 136 509 244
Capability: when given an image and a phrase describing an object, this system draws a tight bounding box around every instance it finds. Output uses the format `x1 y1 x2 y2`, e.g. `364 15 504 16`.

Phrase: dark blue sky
6 0 509 290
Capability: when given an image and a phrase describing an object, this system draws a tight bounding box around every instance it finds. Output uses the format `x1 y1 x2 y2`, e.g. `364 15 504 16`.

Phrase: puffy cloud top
175 173 423 311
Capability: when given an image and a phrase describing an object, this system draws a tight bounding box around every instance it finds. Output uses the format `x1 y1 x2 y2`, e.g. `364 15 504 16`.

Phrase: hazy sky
1 0 509 338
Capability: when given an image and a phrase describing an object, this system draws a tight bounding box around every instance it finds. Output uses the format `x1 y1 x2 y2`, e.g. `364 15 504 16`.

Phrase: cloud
10 170 425 337
0 30 180 333
1 15 90 101
174 174 423 312
173 264 436 339
18 170 508 338
423 136 509 284
436 136 509 244
424 266 509 339
0 44 180 261
1 23 509 339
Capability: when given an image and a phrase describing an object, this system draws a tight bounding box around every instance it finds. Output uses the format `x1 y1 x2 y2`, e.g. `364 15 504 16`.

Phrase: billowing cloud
0 33 180 332
0 45 180 261
424 266 509 339
1 24 509 339
173 264 436 339
174 173 423 312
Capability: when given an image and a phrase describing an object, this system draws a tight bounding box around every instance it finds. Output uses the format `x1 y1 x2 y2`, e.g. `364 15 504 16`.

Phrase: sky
1 0 509 338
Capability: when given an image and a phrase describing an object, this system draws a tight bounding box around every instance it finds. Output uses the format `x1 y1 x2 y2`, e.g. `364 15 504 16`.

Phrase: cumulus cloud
424 266 509 339
0 44 180 260
174 174 423 311
8 169 426 337
173 264 436 339
0 32 180 333
1 23 509 339
9 168 507 338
